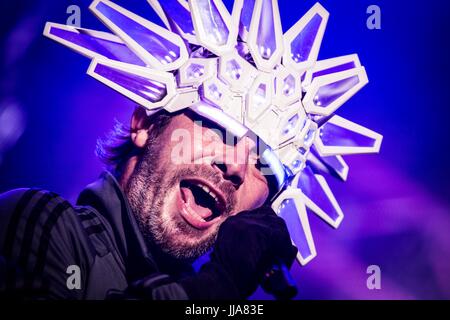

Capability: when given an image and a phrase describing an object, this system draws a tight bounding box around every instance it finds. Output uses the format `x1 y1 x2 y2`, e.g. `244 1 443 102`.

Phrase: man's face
125 112 270 260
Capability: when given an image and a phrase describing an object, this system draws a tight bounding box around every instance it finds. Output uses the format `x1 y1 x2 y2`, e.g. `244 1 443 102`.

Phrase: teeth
193 182 220 206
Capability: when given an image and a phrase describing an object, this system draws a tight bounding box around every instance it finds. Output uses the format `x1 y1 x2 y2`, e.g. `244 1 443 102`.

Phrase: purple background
1 0 449 299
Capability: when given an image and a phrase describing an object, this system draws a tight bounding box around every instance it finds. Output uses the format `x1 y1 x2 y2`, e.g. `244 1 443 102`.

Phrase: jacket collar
76 171 159 281
76 171 195 282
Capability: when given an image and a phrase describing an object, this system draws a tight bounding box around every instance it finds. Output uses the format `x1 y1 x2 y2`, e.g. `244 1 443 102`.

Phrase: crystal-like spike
302 67 368 116
90 0 188 71
308 146 349 181
246 73 273 123
314 115 383 156
43 23 145 66
302 54 362 88
189 0 236 56
218 52 258 93
178 58 217 87
237 0 256 41
147 0 199 45
87 58 177 111
272 191 317 266
293 166 344 228
273 65 302 107
246 0 283 71
283 3 329 73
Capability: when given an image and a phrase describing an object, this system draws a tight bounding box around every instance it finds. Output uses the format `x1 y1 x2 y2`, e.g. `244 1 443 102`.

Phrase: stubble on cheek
126 155 228 259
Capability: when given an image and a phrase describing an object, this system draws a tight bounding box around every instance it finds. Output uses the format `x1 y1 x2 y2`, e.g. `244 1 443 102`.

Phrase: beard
124 139 237 260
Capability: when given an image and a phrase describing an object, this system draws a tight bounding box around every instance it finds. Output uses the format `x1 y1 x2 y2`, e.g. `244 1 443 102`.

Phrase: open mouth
178 178 227 229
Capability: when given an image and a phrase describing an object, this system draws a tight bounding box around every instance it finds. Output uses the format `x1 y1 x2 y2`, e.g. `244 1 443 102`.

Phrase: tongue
180 187 213 220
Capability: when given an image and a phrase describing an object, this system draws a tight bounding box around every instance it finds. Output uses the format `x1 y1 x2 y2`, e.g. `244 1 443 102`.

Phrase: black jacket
0 171 190 299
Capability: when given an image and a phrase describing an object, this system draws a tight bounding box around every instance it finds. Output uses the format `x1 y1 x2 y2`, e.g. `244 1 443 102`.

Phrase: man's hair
96 107 173 175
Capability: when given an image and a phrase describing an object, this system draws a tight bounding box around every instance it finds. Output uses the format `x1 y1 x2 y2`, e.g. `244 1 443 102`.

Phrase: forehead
164 110 254 145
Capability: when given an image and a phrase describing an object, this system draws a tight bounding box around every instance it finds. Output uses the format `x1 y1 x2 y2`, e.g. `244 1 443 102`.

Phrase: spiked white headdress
44 0 382 265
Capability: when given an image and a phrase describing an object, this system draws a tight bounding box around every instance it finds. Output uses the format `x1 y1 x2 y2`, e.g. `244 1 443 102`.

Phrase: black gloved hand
180 206 297 299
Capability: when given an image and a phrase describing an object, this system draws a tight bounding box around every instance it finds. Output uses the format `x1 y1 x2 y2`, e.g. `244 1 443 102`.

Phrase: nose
212 138 251 188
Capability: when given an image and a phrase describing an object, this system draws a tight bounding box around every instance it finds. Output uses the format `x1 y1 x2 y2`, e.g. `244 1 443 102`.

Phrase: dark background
1 0 449 299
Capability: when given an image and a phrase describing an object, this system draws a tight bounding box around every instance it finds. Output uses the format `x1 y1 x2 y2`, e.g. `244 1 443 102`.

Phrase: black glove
179 206 297 299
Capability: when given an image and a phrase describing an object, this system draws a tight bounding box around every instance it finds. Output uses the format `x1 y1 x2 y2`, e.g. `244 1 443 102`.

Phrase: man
0 0 382 300
0 106 297 299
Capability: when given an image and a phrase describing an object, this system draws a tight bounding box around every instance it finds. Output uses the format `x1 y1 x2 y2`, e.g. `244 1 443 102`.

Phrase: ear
130 106 151 148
